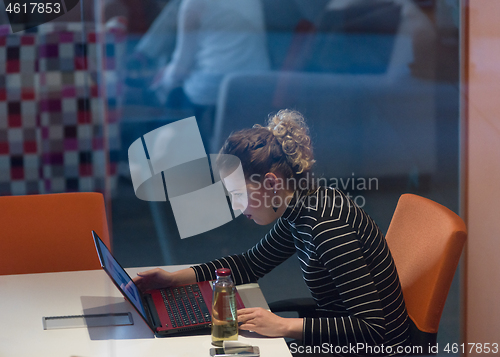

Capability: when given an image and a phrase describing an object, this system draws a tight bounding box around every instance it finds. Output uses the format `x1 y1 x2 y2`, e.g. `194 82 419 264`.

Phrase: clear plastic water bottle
211 268 238 346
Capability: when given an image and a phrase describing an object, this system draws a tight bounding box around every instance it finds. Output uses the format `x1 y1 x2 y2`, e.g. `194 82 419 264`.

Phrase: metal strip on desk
42 312 133 330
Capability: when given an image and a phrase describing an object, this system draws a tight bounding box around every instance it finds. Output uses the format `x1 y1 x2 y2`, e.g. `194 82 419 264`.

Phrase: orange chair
0 192 111 275
385 194 467 347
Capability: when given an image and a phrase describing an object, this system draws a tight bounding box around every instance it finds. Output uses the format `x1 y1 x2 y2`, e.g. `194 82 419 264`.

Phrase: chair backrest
0 192 110 275
385 194 467 338
212 71 453 180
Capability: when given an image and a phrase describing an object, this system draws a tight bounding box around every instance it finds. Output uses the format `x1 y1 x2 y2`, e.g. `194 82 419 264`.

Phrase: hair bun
267 109 315 174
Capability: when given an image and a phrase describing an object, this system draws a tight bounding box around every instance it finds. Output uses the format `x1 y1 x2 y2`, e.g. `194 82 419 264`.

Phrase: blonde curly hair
263 109 315 174
217 109 315 184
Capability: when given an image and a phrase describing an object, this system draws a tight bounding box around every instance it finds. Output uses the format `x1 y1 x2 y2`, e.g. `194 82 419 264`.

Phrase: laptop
92 231 245 336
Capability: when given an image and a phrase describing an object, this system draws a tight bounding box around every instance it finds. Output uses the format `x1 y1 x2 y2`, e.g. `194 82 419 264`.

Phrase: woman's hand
132 267 198 292
132 268 175 292
237 308 303 339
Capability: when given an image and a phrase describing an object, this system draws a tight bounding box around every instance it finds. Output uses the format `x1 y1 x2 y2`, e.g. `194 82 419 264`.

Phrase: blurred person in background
128 0 270 151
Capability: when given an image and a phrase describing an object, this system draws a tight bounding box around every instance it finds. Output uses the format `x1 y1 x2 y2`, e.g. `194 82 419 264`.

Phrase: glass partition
111 0 461 349
0 0 461 353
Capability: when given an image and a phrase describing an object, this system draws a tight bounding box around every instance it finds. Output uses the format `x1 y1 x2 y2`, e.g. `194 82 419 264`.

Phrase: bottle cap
216 268 231 276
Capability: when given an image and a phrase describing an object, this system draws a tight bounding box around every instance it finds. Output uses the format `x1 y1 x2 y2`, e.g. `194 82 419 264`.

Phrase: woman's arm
134 216 296 290
133 267 197 291
191 217 297 284
154 0 201 90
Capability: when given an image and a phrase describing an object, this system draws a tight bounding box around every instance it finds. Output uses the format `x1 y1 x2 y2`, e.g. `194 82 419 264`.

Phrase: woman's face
222 171 278 226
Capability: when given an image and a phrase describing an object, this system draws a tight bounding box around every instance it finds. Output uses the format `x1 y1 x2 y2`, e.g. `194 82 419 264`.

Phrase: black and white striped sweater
192 187 410 352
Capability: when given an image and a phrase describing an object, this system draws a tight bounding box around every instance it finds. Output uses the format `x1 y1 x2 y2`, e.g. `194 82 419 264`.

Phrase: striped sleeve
303 194 386 346
191 217 297 285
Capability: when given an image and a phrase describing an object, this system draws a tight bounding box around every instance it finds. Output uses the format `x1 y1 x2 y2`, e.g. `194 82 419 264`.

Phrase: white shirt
156 0 270 105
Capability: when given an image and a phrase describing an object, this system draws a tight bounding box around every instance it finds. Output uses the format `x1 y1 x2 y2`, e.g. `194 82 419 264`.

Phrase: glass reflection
0 0 460 350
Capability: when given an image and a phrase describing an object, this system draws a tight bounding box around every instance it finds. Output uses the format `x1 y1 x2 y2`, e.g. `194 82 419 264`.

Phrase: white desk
0 265 292 357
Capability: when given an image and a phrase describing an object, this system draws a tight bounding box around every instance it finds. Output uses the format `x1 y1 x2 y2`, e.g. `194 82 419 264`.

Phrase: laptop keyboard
160 284 211 328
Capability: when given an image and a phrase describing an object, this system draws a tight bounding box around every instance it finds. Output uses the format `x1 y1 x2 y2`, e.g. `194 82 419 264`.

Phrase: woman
149 0 270 150
133 110 411 353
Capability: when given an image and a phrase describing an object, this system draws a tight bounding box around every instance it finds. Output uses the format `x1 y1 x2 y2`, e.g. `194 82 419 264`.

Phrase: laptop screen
93 232 147 319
